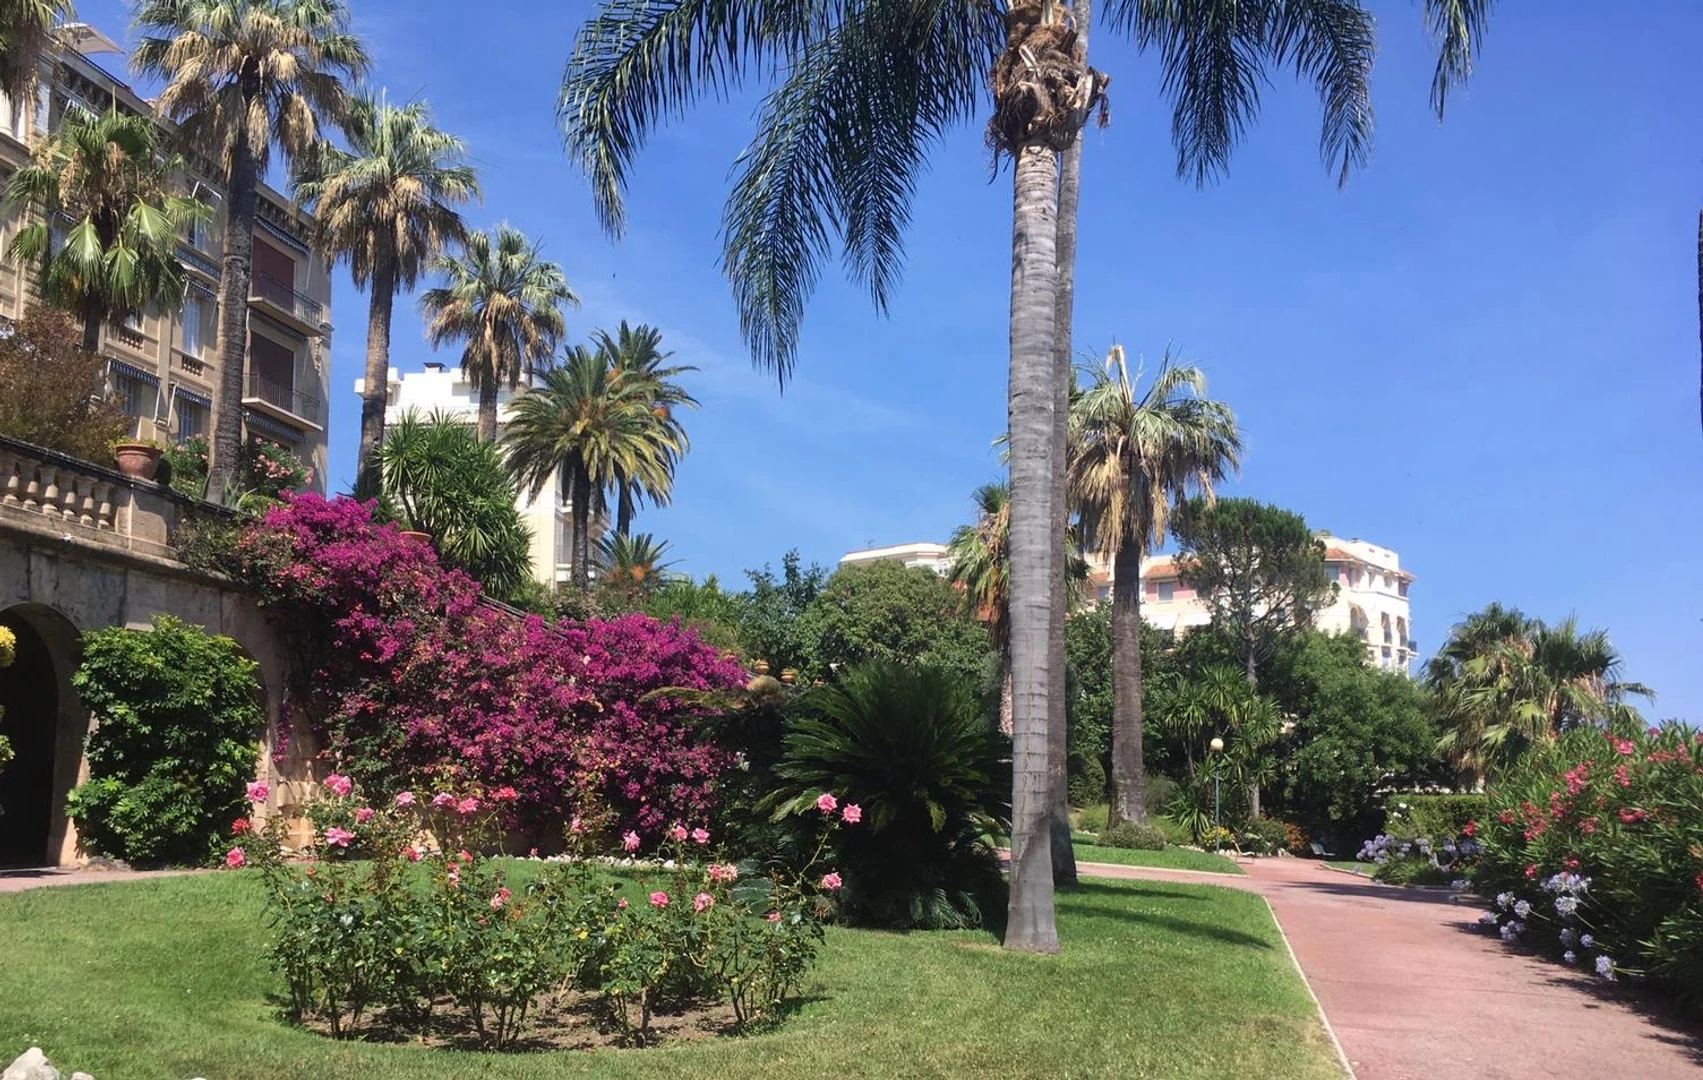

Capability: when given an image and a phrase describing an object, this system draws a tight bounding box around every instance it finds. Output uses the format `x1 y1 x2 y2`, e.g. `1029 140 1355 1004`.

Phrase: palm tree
1070 347 1241 826
6 105 210 353
421 224 577 442
596 531 677 596
503 345 655 588
293 93 480 498
560 0 1492 954
595 321 696 535
132 0 369 499
0 0 70 104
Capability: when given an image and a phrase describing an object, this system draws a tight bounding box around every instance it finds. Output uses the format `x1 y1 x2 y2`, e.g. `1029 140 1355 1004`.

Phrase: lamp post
1209 736 1225 852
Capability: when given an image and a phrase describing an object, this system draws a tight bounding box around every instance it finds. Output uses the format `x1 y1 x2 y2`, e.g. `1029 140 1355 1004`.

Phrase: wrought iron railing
245 372 322 425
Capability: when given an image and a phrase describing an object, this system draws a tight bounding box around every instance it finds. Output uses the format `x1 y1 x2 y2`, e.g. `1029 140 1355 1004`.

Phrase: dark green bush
1145 774 1179 816
1237 817 1291 856
1067 753 1106 807
65 615 263 865
772 662 1010 930
1097 822 1167 851
1388 793 1487 842
1371 858 1453 887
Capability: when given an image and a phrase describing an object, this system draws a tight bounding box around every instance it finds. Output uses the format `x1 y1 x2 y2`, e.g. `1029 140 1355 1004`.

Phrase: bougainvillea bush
201 493 744 841
1473 722 1703 1005
231 778 849 1048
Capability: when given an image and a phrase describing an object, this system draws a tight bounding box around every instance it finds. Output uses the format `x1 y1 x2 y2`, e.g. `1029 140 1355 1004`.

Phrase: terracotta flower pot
752 659 771 676
112 443 162 480
399 530 432 544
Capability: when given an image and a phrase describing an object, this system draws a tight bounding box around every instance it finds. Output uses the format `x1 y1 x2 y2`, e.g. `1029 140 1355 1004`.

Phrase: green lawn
0 872 1339 1080
1323 860 1371 875
1072 841 1247 875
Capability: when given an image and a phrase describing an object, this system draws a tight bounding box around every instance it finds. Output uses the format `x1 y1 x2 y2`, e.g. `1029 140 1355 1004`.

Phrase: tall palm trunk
208 129 260 501
616 473 634 536
1004 138 1062 954
1107 538 1147 825
1241 635 1261 817
571 465 593 589
476 381 500 443
355 253 397 500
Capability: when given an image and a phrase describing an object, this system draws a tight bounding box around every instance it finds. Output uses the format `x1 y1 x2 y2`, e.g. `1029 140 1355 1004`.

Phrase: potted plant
111 438 164 480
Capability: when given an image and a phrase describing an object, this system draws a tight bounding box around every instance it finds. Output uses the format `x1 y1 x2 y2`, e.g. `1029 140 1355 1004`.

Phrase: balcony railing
245 372 322 425
250 271 324 326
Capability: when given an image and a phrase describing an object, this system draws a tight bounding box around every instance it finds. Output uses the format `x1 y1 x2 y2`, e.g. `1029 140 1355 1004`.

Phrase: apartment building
843 532 1417 673
0 24 333 489
355 363 584 587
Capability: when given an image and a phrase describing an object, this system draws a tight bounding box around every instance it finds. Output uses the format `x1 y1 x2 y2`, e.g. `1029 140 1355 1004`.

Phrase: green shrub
1388 793 1487 842
65 615 263 865
1372 858 1453 887
1074 804 1109 834
161 436 210 499
1145 774 1179 817
772 662 1010 930
1154 815 1194 846
0 307 129 461
1067 754 1106 807
1237 817 1291 856
1097 822 1167 851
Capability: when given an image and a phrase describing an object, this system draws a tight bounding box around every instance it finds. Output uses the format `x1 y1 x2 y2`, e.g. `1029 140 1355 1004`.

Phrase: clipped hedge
1387 793 1487 842
1098 822 1167 851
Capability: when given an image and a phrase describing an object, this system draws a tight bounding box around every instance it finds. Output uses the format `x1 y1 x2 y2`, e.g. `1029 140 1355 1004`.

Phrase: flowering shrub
234 778 850 1048
200 494 743 838
1473 723 1703 1004
1356 831 1477 886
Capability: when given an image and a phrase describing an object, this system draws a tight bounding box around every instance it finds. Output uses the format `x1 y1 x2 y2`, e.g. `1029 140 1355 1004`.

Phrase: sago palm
294 93 480 497
1070 346 1240 826
561 0 1493 953
503 345 655 589
595 321 696 536
0 0 71 103
5 106 210 353
132 0 369 498
421 224 577 442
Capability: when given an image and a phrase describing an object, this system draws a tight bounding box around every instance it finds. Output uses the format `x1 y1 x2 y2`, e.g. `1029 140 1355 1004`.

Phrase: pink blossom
622 831 641 852
815 792 838 813
224 847 247 869
325 773 353 797
707 863 738 884
669 824 689 842
491 887 512 910
230 818 251 835
456 797 480 816
693 892 714 913
394 791 416 808
457 849 473 864
492 785 519 802
1613 739 1635 756
403 846 422 862
766 911 781 923
617 897 629 909
820 872 842 890
569 817 584 833
324 826 354 848
431 792 457 810
1619 808 1647 823
245 781 269 803
649 891 670 908
354 807 375 824
841 804 863 824
691 827 710 845
447 866 460 885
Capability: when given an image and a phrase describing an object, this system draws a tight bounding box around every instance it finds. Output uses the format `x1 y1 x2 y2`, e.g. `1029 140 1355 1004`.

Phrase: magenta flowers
622 831 641 852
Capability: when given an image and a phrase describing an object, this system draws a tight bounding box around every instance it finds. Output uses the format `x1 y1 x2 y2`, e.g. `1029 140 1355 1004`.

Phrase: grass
1071 841 1246 875
1324 860 1371 875
0 871 1340 1080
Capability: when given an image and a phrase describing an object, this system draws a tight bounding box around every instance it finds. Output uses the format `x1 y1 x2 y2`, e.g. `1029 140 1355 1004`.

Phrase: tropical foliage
421 224 575 442
0 0 70 102
595 321 696 536
133 0 370 498
294 93 479 496
5 105 210 352
376 410 533 601
794 559 992 688
0 306 129 459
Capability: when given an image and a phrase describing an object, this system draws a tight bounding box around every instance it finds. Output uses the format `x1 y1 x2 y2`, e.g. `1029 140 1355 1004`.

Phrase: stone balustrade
0 435 199 561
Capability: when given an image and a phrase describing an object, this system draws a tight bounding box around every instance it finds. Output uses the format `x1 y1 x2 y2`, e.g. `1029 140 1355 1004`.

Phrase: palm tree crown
0 0 72 103
422 224 577 442
596 321 696 536
6 105 211 353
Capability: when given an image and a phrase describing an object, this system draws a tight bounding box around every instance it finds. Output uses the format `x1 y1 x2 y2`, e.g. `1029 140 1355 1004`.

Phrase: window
186 213 207 251
174 397 207 440
110 371 156 419
1156 581 1175 602
180 296 203 356
1095 585 1111 604
122 309 144 333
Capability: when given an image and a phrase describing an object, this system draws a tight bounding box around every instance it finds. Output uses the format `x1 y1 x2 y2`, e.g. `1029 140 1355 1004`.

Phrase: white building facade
354 363 573 587
837 541 952 575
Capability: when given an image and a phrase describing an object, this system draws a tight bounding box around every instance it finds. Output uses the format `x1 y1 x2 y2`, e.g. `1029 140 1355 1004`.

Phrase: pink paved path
1077 857 1703 1079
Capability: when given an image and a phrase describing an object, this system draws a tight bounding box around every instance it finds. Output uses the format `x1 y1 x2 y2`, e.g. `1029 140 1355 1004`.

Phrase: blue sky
83 1 1703 718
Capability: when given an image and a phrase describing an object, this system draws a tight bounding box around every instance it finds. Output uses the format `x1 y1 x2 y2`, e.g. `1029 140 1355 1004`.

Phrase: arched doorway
0 605 83 868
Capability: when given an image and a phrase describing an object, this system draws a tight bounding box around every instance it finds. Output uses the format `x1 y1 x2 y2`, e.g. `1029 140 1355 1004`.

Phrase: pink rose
403 846 422 862
617 898 629 909
622 831 641 852
820 872 842 890
649 891 670 908
447 865 460 885
669 824 689 843
354 807 375 825
708 863 738 884
491 887 512 910
457 849 473 864
245 781 269 804
394 791 416 808
569 817 584 833
325 773 353 798
815 792 838 813
324 826 354 848
456 797 480 816
766 911 782 923
841 804 863 824
492 785 519 802
431 792 457 810
691 827 711 845
693 892 714 913
224 847 247 869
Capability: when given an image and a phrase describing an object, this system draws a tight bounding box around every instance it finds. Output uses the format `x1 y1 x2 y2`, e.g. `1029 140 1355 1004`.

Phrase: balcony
242 372 323 430
248 272 325 336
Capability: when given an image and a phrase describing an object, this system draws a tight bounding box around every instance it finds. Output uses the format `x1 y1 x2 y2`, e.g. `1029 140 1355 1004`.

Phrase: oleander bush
1473 723 1703 1005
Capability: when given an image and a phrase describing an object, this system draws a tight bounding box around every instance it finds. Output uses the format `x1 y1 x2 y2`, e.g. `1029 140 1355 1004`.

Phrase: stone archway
0 603 86 868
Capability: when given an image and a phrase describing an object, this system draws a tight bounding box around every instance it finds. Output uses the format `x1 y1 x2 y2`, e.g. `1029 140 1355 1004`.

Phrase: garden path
1076 856 1703 1080
0 866 208 893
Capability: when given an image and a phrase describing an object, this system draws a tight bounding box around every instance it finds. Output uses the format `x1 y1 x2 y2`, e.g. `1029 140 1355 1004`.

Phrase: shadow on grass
1056 883 1273 950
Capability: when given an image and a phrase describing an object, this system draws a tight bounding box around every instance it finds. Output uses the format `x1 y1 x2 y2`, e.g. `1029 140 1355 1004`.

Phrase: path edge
1263 894 1356 1079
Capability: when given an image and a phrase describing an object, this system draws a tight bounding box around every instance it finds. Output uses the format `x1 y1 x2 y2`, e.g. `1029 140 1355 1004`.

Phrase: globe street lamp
1209 737 1225 853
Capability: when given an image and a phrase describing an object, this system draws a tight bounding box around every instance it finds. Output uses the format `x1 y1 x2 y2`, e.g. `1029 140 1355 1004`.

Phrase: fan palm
561 0 1492 953
421 224 577 442
595 321 696 535
1070 346 1241 826
0 0 71 103
503 345 656 589
293 93 480 498
5 105 210 353
132 0 369 499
